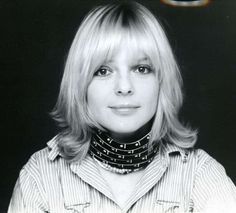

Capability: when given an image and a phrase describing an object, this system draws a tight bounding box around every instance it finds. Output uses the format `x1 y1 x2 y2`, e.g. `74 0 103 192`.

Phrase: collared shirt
8 136 236 213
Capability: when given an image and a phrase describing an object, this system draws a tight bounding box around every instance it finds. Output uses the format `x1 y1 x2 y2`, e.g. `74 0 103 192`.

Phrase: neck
107 120 153 143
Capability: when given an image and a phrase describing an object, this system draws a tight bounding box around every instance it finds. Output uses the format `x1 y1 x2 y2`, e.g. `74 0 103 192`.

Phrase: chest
42 154 196 212
99 169 144 208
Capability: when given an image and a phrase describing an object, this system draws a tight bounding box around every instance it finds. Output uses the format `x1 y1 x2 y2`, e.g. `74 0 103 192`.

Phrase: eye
94 67 112 77
135 65 153 74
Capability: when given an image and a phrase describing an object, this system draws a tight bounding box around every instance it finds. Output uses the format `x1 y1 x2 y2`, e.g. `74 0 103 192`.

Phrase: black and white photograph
1 0 236 212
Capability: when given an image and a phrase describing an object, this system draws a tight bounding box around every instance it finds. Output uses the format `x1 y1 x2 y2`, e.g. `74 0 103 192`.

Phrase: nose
115 73 134 96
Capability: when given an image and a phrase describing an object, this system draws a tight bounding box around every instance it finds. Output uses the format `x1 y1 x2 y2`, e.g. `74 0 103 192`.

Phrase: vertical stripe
8 138 236 213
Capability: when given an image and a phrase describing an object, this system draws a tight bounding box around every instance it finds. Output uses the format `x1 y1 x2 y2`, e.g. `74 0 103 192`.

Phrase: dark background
1 0 235 211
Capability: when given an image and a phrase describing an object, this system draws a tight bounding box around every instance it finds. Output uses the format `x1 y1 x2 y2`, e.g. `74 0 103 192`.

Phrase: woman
8 2 236 212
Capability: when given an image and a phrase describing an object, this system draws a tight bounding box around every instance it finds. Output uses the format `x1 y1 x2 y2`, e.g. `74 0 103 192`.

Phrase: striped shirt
8 136 236 213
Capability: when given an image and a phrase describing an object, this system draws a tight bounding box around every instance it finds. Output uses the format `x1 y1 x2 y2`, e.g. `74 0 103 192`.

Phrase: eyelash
134 65 153 74
93 67 112 77
93 64 153 77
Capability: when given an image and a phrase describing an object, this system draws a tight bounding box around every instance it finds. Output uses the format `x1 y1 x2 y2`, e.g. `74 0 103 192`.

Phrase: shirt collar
161 141 190 163
47 135 62 161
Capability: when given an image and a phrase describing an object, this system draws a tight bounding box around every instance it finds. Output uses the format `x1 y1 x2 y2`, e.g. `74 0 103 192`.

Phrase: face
87 44 159 141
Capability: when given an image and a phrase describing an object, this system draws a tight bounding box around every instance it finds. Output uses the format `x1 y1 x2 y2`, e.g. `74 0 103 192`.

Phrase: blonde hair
51 2 197 162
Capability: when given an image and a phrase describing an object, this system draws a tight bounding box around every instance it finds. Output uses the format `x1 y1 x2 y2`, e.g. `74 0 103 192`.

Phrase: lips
108 104 140 115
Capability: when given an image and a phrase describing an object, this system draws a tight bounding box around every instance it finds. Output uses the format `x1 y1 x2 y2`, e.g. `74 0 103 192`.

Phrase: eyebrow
136 57 150 63
102 57 152 68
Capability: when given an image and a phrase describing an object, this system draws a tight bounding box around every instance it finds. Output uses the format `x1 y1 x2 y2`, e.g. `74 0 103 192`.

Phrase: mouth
108 104 140 115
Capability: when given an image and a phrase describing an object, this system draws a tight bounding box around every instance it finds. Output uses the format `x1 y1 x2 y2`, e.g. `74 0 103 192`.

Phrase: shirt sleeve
192 152 236 213
8 165 49 213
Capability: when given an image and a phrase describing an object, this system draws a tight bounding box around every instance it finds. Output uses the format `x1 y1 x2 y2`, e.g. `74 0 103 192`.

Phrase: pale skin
97 163 144 208
87 44 159 208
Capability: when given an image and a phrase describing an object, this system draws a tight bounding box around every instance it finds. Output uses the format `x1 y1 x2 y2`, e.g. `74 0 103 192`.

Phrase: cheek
87 81 109 111
145 94 158 117
87 89 99 111
141 81 159 108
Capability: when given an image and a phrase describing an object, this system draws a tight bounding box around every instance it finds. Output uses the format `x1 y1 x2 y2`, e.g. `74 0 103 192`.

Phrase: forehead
91 28 157 67
105 44 152 64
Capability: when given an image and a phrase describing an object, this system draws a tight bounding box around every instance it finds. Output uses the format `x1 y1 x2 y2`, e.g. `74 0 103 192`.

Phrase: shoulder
193 148 216 163
9 137 63 212
164 143 227 178
164 142 219 169
189 148 226 176
188 148 236 197
22 136 63 175
188 150 236 212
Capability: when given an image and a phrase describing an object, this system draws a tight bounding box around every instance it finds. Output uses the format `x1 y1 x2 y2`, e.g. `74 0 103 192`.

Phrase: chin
105 122 144 134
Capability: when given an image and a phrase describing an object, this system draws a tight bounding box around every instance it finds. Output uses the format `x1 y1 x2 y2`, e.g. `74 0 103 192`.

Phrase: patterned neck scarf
89 129 159 174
